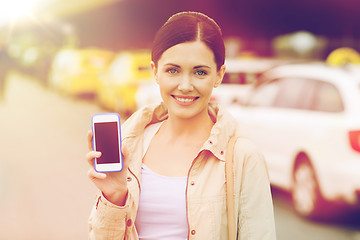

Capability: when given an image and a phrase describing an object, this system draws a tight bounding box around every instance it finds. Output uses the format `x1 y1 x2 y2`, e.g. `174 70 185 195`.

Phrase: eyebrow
164 63 211 69
164 63 181 68
194 65 211 69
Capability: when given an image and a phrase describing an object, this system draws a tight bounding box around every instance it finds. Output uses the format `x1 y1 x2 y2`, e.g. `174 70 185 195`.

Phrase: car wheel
292 159 324 219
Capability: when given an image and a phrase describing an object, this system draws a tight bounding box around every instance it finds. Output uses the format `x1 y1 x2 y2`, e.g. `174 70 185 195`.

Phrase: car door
236 77 317 189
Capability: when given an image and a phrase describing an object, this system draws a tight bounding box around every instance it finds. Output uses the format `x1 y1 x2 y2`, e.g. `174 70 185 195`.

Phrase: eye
195 70 207 76
167 68 178 74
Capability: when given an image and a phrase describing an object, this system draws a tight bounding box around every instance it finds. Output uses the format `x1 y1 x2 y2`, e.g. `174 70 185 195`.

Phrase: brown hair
151 11 225 71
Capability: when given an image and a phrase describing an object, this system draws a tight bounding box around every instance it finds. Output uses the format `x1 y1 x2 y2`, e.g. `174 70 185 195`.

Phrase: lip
172 95 198 106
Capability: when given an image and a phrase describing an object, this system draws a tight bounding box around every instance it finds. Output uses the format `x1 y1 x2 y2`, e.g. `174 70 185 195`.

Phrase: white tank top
135 122 188 240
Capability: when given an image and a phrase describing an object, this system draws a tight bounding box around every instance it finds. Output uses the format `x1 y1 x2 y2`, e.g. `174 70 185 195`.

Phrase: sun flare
0 0 45 26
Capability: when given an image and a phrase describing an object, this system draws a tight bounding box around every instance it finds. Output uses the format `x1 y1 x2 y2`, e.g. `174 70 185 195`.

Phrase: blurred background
0 0 360 239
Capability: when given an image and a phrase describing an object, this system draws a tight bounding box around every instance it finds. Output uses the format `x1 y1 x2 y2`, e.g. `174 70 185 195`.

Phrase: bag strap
225 136 237 240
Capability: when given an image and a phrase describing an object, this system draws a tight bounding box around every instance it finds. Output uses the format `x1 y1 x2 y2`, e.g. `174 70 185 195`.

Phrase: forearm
103 188 128 207
89 192 136 240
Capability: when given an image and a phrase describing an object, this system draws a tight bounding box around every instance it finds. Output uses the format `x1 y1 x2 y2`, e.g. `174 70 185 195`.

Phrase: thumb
121 144 130 169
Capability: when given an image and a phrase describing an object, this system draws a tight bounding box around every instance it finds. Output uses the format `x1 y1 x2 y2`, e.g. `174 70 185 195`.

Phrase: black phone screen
94 122 120 164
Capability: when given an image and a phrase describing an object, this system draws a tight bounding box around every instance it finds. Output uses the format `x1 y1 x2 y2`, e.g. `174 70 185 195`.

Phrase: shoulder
233 137 268 172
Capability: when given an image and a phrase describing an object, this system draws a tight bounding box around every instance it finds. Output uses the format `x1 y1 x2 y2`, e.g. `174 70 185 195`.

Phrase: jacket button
220 150 224 155
127 219 133 227
191 230 196 235
127 177 132 182
209 140 213 145
190 181 195 186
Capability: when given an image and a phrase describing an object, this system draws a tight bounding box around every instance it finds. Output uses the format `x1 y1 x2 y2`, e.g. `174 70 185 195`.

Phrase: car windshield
314 81 344 112
247 80 281 107
247 77 345 112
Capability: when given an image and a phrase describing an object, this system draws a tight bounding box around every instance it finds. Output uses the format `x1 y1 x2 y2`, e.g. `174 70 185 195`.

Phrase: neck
161 108 214 143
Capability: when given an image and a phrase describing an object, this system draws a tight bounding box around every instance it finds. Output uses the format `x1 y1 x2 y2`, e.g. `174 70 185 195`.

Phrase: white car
212 58 287 106
228 62 360 218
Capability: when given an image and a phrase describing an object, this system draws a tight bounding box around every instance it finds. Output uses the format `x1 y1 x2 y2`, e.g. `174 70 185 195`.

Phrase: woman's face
152 41 225 120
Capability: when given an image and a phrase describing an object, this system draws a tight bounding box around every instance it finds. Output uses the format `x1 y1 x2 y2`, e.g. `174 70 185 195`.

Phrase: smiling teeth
175 97 195 102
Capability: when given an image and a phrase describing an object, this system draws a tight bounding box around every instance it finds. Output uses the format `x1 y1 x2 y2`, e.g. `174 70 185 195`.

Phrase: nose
178 75 194 92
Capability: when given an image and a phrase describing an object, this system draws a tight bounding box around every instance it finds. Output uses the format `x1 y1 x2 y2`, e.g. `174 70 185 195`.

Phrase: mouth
172 95 198 105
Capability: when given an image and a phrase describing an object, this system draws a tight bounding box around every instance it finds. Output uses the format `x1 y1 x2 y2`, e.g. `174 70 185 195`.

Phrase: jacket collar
203 102 238 161
122 102 238 175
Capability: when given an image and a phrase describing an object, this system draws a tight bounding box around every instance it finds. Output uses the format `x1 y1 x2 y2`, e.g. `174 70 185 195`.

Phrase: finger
87 130 93 150
121 144 129 159
86 151 101 167
121 144 130 169
88 168 106 180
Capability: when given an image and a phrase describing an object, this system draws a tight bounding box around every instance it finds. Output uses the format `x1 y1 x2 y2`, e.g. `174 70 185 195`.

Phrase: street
0 73 359 239
0 72 103 239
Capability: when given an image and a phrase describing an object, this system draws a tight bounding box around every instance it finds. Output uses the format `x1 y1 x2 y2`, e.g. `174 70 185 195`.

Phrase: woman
87 11 276 239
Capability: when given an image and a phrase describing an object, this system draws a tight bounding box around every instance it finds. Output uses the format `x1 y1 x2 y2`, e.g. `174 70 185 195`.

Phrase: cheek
204 87 214 98
158 77 174 94
196 79 216 94
157 73 181 88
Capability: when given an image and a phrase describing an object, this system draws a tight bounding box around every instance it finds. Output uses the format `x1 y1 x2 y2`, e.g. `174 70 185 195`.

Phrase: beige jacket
89 103 276 240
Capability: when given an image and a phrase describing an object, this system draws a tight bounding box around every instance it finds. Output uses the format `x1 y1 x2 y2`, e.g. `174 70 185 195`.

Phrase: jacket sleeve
88 192 138 240
235 139 277 240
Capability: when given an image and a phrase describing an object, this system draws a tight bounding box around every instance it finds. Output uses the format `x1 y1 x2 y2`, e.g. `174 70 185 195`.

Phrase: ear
150 61 159 84
214 65 226 88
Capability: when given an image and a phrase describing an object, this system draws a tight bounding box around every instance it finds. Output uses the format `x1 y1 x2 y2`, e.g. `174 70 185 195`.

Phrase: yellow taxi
96 49 153 117
48 48 114 97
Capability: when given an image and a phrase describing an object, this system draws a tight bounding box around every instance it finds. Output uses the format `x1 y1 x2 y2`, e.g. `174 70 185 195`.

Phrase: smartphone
91 113 123 172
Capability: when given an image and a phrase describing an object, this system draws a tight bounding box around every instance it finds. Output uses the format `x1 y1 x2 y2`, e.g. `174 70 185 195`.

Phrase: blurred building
1 0 360 61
